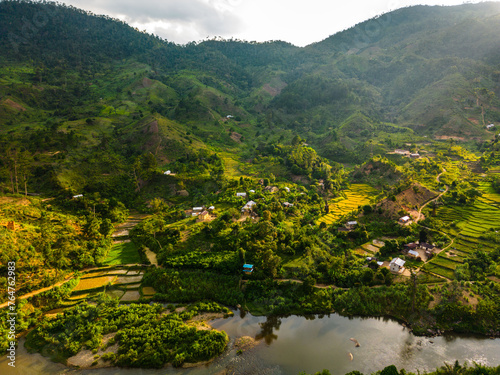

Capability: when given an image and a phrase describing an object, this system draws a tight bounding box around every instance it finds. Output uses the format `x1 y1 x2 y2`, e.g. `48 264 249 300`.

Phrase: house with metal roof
390 257 406 273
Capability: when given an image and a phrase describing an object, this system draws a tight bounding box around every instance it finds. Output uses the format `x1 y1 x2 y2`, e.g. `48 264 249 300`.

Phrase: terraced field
487 166 500 176
318 184 379 225
423 182 500 279
68 267 147 302
353 240 385 256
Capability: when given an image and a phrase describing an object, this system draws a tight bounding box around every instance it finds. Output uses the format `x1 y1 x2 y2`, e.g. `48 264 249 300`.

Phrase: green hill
1 0 500 196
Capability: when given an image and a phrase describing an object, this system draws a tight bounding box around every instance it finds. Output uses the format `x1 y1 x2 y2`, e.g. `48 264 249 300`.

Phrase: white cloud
57 0 492 46
60 0 243 43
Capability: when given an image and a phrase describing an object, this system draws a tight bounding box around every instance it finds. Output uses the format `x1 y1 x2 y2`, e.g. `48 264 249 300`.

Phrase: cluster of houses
187 206 215 221
365 240 439 274
391 242 438 272
393 149 420 158
403 241 436 259
486 124 495 130
236 187 295 213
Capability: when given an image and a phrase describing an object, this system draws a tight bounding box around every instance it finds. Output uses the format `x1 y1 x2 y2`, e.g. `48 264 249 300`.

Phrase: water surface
2 312 500 375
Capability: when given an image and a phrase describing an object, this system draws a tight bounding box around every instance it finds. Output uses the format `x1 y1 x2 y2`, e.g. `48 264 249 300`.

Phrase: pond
2 312 500 375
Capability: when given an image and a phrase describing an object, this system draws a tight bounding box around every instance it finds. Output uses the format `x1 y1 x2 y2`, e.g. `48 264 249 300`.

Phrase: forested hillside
1 1 500 370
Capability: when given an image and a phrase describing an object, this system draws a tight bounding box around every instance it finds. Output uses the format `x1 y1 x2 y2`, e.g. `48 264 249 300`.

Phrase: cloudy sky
58 0 488 46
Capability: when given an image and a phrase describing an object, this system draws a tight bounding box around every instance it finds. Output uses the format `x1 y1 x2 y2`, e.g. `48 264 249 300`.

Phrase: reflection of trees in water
239 308 247 319
255 315 282 345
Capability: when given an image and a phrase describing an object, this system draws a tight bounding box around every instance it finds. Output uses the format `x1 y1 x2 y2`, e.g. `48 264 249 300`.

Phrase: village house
407 250 419 258
418 242 434 251
284 187 290 192
264 186 279 193
236 192 247 197
486 124 495 130
410 153 420 158
283 202 294 207
399 215 411 224
72 194 83 199
390 257 406 273
208 206 215 211
193 207 204 211
346 221 358 229
403 242 417 253
164 170 171 175
197 211 210 221
241 200 257 212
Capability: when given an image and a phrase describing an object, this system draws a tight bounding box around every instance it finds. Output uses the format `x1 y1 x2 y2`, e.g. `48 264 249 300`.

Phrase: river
2 312 500 375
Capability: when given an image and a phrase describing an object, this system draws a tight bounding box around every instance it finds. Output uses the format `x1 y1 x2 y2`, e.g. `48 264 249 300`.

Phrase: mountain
1 0 500 195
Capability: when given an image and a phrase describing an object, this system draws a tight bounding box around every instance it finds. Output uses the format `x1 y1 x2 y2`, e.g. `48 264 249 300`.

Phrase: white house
226 115 234 119
390 258 406 273
283 202 294 207
408 250 419 258
193 207 203 211
346 221 357 229
284 187 290 192
410 153 420 158
241 200 257 212
399 216 411 224
487 124 495 130
249 190 255 193
208 206 215 211
164 170 171 175
72 194 83 199
236 192 247 197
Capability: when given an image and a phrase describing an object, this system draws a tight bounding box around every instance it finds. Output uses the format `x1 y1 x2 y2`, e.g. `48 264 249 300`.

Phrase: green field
318 184 379 225
422 263 456 279
103 242 141 265
425 182 500 279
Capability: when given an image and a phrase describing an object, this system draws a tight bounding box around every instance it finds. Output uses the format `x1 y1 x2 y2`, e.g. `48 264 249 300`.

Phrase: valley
0 1 500 374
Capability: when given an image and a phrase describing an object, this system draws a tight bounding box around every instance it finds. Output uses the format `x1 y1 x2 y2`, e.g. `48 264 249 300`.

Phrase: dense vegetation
0 1 500 372
25 295 229 368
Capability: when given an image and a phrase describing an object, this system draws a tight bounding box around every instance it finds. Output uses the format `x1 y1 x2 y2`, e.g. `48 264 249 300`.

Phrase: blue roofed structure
243 264 254 273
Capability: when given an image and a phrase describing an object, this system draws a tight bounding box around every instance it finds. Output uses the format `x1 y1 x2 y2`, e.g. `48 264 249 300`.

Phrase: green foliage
25 296 228 368
143 268 243 306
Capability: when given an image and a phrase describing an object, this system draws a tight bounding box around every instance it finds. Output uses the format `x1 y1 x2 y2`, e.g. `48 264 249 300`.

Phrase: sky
57 0 490 46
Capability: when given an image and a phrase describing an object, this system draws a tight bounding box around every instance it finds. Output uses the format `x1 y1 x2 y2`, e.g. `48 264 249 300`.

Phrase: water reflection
1 312 500 375
256 315 282 345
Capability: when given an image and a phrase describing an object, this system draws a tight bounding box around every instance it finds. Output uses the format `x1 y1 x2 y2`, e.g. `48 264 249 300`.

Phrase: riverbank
4 310 500 375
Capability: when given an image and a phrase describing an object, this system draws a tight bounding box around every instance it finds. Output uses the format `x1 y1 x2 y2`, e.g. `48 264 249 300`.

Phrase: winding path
416 169 448 223
1 213 151 310
0 276 75 309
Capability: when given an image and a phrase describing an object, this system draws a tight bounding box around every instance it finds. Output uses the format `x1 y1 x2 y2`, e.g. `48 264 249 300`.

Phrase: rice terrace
422 182 500 280
318 184 379 225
